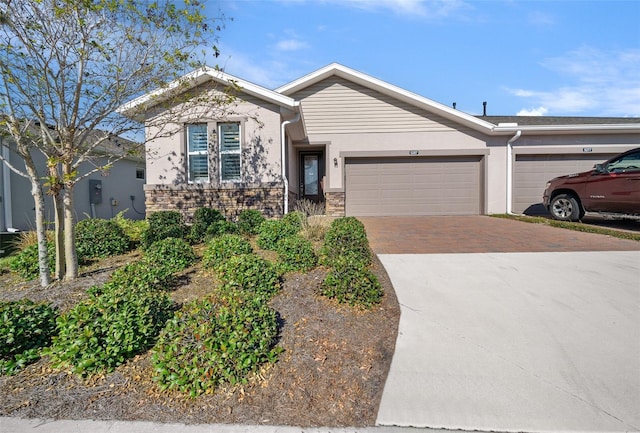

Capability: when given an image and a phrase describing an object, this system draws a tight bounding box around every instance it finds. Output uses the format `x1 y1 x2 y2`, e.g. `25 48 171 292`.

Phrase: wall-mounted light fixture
333 157 338 167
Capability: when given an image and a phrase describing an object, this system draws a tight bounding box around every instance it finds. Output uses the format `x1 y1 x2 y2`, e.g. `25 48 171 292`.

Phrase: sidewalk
0 418 449 433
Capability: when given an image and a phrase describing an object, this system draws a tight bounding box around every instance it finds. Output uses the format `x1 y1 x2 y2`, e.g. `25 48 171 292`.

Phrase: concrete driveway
359 217 640 432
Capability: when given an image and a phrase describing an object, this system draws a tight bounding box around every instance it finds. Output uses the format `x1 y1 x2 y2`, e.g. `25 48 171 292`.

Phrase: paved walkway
359 216 640 432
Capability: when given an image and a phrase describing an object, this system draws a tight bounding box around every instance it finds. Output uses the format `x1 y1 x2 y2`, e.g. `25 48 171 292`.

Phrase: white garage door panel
513 154 615 214
345 156 482 216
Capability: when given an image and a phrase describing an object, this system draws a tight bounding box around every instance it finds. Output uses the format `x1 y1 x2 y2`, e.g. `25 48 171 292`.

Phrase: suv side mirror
594 163 608 174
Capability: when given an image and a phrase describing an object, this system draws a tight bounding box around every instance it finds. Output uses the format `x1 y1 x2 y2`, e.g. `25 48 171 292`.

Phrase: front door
300 152 324 203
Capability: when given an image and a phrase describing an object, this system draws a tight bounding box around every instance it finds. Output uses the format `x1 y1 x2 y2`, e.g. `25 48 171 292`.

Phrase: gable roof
117 67 299 122
276 63 640 136
276 63 497 133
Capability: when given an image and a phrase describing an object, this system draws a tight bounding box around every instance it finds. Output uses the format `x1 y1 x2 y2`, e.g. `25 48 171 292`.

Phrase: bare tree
0 0 235 284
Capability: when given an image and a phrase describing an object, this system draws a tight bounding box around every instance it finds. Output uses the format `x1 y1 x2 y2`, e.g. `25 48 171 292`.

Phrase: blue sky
208 0 640 118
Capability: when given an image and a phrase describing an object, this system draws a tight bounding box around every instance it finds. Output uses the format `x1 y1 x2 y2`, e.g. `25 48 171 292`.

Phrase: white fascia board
117 67 298 121
492 123 640 135
276 63 496 133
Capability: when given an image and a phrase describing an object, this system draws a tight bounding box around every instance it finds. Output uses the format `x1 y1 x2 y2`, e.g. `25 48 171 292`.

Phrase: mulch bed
0 252 400 427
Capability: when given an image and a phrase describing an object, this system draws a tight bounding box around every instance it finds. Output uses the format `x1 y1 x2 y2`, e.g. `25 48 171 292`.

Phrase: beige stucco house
118 63 640 219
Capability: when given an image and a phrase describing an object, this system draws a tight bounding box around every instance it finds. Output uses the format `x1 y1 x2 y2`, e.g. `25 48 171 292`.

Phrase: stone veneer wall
144 184 284 222
324 191 345 217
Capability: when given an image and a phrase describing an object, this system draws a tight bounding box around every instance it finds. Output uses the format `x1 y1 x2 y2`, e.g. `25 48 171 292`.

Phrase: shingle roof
477 115 640 126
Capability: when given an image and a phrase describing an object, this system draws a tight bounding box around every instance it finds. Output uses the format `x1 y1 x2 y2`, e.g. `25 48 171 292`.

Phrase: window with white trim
219 122 241 182
186 123 209 183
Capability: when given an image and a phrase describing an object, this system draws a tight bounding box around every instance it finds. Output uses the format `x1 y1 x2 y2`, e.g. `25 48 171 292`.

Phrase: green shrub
75 218 129 262
320 217 372 267
49 290 174 376
282 210 304 232
9 242 55 281
144 237 196 275
256 219 298 251
189 208 225 243
217 254 281 299
205 220 240 238
1 300 58 375
237 209 265 235
114 211 148 248
141 211 187 249
319 257 383 308
151 294 281 397
90 260 174 297
202 234 253 270
276 236 318 272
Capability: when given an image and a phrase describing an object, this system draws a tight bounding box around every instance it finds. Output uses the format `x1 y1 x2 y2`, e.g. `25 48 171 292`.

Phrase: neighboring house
118 63 640 219
0 132 146 232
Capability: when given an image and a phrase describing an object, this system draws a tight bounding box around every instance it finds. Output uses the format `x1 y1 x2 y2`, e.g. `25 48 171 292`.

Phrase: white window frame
218 122 241 182
186 123 209 183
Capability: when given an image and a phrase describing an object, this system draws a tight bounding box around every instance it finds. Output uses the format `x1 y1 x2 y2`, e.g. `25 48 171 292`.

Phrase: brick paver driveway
359 215 640 254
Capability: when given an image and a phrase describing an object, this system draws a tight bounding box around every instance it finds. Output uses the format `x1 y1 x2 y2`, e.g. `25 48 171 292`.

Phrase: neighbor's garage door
513 153 615 214
345 156 482 216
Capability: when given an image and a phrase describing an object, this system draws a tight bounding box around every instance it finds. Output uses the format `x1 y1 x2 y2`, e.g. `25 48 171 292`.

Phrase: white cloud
509 47 640 116
321 0 472 19
517 106 548 116
275 39 309 51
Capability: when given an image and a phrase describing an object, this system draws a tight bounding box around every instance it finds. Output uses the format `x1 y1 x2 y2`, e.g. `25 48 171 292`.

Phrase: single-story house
0 132 146 233
117 63 640 219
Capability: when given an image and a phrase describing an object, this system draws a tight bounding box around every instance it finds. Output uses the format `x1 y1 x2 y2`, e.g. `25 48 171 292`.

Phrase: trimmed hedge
237 209 265 236
142 211 187 249
320 217 372 268
75 218 130 262
202 234 253 270
217 254 282 299
276 235 318 272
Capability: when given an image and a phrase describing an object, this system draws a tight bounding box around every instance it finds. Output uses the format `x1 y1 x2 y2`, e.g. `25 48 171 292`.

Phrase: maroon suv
543 148 640 221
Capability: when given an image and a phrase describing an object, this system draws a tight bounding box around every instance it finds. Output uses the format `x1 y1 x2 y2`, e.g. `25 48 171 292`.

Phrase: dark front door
300 152 324 203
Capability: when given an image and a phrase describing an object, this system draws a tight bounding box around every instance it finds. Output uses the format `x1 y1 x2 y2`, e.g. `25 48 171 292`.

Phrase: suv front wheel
549 194 583 222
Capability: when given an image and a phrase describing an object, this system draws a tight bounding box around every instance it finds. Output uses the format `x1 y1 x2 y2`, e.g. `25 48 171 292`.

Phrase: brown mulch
0 250 400 427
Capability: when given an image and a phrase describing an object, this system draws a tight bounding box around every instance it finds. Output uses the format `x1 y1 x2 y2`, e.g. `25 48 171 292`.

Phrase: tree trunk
52 192 65 280
63 184 78 280
23 158 51 287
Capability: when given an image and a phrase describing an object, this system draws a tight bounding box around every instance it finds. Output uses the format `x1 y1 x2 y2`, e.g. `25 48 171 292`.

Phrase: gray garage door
345 156 482 216
513 153 615 214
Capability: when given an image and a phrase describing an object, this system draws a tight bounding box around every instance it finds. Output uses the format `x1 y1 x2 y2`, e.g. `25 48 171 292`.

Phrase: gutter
506 130 522 215
280 112 301 215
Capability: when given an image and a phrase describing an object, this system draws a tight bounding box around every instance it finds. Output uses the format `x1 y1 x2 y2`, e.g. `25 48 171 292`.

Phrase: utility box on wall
89 179 102 205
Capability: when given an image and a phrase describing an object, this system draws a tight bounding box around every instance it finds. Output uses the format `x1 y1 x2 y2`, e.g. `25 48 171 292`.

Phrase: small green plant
217 254 282 299
49 290 174 376
256 219 298 251
320 217 372 268
151 294 281 397
75 218 130 262
90 259 176 298
189 207 226 243
205 220 240 238
282 210 305 232
202 234 253 270
319 257 383 308
141 211 187 249
114 211 148 248
237 209 265 235
9 242 55 281
144 237 196 275
0 300 58 375
276 235 318 272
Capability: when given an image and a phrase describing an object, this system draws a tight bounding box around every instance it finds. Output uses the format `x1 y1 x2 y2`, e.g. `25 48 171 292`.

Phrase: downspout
1 138 13 231
506 130 522 215
281 113 301 215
